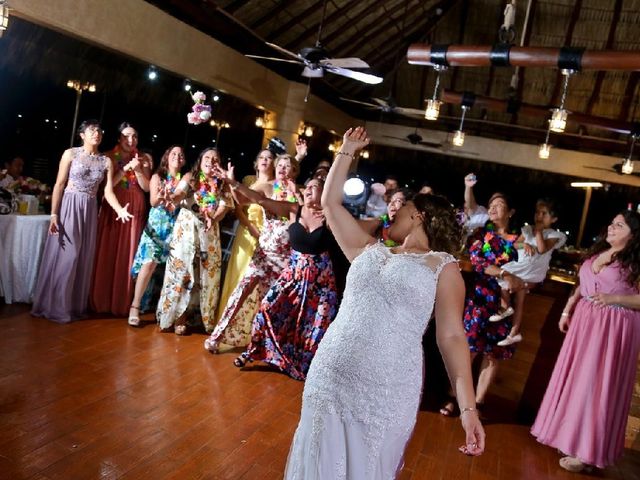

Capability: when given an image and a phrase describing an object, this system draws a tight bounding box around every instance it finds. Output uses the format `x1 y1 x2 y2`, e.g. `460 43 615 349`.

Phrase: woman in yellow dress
214 149 275 347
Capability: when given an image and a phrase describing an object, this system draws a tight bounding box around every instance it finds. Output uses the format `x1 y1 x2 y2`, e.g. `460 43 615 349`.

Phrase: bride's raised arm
321 127 376 262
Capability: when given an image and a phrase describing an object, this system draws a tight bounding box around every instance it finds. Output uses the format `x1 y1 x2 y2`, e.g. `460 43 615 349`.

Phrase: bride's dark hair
413 193 463 256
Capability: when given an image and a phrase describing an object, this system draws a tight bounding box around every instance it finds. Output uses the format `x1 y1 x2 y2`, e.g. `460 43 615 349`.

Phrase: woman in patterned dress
214 149 274 333
443 193 525 416
127 145 186 326
203 154 299 352
91 122 152 316
156 147 232 335
32 120 132 323
219 171 338 380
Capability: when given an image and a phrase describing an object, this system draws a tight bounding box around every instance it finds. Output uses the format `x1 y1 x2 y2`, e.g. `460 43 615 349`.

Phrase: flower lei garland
162 172 181 213
476 221 517 264
272 180 297 203
114 146 139 189
187 91 212 125
379 213 399 247
194 171 221 214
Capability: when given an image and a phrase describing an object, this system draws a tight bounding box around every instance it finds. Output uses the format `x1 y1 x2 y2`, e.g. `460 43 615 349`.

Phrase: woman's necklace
194 171 220 213
114 146 138 189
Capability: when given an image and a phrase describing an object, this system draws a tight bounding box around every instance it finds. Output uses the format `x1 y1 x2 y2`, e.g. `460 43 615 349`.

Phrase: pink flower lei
114 145 139 189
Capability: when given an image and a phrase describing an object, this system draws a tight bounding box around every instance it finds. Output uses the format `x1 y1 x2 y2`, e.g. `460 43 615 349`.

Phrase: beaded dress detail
284 242 457 480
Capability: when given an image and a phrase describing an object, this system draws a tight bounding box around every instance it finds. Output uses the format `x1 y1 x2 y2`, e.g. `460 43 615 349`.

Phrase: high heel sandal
233 352 249 368
204 338 219 353
128 305 141 328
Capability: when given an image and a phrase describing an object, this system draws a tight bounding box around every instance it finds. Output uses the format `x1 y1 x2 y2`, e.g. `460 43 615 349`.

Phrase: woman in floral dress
214 149 274 335
220 174 338 380
204 154 299 352
91 122 152 316
127 145 186 326
156 147 232 335
458 193 525 411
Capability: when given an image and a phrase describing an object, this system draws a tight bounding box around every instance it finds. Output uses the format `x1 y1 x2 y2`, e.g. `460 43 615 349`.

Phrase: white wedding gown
284 242 457 480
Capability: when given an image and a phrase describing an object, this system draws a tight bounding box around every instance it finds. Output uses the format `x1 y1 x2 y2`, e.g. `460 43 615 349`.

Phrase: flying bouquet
187 91 212 125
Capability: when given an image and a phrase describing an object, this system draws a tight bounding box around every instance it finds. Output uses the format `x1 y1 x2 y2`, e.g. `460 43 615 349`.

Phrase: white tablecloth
0 214 50 304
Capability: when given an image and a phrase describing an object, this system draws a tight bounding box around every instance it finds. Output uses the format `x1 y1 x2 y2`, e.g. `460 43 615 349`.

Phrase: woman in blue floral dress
462 192 525 409
128 145 186 325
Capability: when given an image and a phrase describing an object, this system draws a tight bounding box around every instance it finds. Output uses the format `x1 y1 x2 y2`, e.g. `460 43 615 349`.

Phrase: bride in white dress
284 127 485 479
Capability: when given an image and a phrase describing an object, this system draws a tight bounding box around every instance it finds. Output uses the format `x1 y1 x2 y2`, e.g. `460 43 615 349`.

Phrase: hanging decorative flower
187 91 212 125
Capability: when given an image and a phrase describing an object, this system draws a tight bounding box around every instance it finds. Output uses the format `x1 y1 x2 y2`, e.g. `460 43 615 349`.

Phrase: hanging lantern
451 105 469 146
548 69 575 133
538 143 551 159
621 134 638 175
424 65 446 120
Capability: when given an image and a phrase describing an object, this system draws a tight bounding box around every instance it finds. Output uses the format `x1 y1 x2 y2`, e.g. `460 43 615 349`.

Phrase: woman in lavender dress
31 120 132 323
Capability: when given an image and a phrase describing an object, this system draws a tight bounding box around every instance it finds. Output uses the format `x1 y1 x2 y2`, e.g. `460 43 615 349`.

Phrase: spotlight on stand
343 177 368 218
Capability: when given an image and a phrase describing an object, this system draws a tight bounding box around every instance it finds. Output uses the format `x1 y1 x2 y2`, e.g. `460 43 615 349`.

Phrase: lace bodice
302 242 457 472
65 148 108 197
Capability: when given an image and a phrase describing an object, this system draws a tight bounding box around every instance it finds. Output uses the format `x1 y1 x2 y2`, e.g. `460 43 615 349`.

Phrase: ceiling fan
340 97 425 118
382 127 443 148
245 0 382 88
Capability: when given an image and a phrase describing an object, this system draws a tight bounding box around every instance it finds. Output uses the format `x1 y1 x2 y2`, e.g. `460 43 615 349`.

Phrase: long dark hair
77 119 101 138
189 147 220 190
155 145 184 179
413 193 463 255
584 210 640 286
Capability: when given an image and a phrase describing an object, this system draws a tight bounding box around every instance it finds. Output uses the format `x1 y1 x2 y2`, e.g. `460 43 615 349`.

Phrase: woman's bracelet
336 151 355 158
50 213 58 218
560 312 570 317
461 407 477 415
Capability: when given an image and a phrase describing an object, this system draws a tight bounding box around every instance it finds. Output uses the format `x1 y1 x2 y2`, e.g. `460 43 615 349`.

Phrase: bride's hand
341 127 370 152
458 411 485 456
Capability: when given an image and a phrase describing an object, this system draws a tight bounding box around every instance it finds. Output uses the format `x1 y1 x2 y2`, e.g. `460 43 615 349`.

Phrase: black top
288 206 334 255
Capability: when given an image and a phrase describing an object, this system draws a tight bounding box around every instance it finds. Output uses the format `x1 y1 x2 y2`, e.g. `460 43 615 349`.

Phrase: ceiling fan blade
371 97 390 107
339 97 380 108
320 57 370 69
245 54 302 64
324 66 383 84
264 42 304 61
395 107 426 117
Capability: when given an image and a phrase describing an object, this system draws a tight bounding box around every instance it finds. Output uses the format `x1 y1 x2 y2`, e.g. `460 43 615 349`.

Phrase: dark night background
1 17 638 246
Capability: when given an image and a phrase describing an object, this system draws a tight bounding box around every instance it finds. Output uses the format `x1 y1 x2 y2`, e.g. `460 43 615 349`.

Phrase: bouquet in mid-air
187 91 212 125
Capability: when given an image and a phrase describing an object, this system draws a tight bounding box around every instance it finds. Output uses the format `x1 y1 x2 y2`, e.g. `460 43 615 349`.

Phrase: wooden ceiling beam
249 0 297 30
549 0 582 106
267 0 326 42
618 72 640 122
283 0 365 50
584 0 623 116
223 0 250 15
330 1 419 59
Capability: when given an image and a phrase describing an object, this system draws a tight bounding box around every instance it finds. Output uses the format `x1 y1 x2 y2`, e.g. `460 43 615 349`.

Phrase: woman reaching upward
284 127 484 479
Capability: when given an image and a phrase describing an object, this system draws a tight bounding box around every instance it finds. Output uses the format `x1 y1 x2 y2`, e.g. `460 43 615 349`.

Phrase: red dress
90 152 147 316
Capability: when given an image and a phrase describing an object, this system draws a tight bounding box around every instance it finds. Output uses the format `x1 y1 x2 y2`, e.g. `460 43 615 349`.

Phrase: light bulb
361 150 370 159
452 130 465 146
622 157 634 175
549 108 568 133
328 144 335 152
255 117 264 128
424 99 441 121
304 125 314 137
538 143 551 159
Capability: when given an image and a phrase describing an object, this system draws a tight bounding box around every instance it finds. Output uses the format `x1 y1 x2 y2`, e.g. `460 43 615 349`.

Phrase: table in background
0 214 49 304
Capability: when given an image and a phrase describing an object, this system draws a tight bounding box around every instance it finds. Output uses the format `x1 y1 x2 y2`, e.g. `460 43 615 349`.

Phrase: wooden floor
0 304 639 480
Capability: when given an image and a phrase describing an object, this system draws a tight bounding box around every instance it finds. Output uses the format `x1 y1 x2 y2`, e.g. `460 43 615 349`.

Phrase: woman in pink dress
91 122 152 316
531 210 640 473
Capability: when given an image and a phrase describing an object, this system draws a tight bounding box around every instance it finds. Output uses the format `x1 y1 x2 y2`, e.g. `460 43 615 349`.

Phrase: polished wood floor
0 303 639 480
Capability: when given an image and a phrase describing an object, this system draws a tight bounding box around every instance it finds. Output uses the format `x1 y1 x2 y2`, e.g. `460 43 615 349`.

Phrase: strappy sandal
204 337 219 353
233 352 249 368
439 399 458 417
174 324 188 336
128 305 141 328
